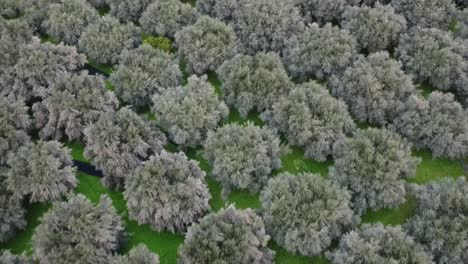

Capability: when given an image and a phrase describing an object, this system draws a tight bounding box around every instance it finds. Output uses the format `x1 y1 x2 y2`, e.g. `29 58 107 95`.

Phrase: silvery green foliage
110 44 181 107
0 175 26 243
217 52 292 117
178 205 274 264
0 0 22 18
3 140 77 203
0 18 32 68
87 0 107 8
21 0 61 32
389 92 468 159
42 0 99 45
390 0 456 29
84 107 167 189
0 97 31 166
261 81 355 162
108 0 154 22
152 75 229 148
283 23 357 81
341 3 407 52
140 0 198 38
261 173 357 256
124 151 211 233
454 9 468 39
397 28 468 106
33 194 124 264
329 52 417 126
1 37 86 101
79 15 140 65
328 223 434 264
175 16 236 74
203 123 283 196
230 0 305 54
196 0 238 21
112 244 160 264
294 0 360 24
329 128 420 214
0 250 33 264
360 0 392 5
32 72 118 141
404 177 468 264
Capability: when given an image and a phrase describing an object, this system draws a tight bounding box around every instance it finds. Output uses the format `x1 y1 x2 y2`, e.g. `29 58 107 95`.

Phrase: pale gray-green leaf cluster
390 0 456 29
112 244 160 264
107 0 154 23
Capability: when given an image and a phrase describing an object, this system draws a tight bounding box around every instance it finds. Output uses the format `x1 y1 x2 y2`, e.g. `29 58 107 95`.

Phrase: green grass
270 242 330 264
0 203 51 255
416 83 437 98
361 196 416 226
222 109 265 127
410 150 465 184
278 146 332 176
64 140 88 162
39 34 59 44
104 80 115 91
97 5 110 16
86 60 113 75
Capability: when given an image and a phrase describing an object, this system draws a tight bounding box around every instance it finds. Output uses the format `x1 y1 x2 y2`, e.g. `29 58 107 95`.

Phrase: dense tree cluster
84 107 167 189
261 173 357 256
0 97 30 165
152 75 229 148
175 16 236 75
178 206 274 264
0 17 32 68
32 195 124 264
329 128 420 214
1 37 85 101
79 15 141 65
107 0 154 23
42 0 99 45
294 0 360 24
390 0 456 29
218 52 292 116
0 250 32 264
124 151 211 233
110 44 182 107
140 0 198 38
2 140 76 203
196 0 238 21
0 175 26 243
341 3 407 52
283 23 357 81
32 72 118 141
262 81 355 161
112 244 160 264
405 177 468 263
328 223 434 264
390 92 468 159
203 123 284 196
330 51 417 125
396 28 468 106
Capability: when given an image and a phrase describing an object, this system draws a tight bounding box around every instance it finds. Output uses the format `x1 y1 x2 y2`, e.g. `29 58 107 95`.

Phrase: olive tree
3 140 77 203
390 92 468 159
2 37 85 101
152 75 229 148
175 16 236 75
0 0 22 18
328 223 434 264
107 0 154 23
0 17 33 68
79 15 141 65
217 52 292 117
84 107 167 189
454 9 468 39
140 0 198 38
42 0 99 45
124 151 211 233
32 72 118 141
0 175 26 243
33 194 124 264
0 250 33 264
391 0 456 29
261 173 357 256
196 0 238 21
329 52 417 125
283 23 357 81
261 81 355 162
0 97 31 165
294 0 360 24
112 244 159 264
203 123 284 197
404 177 468 264
229 0 305 54
396 28 468 106
178 205 274 264
341 3 407 52
110 44 182 107
329 128 420 214
21 0 61 33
